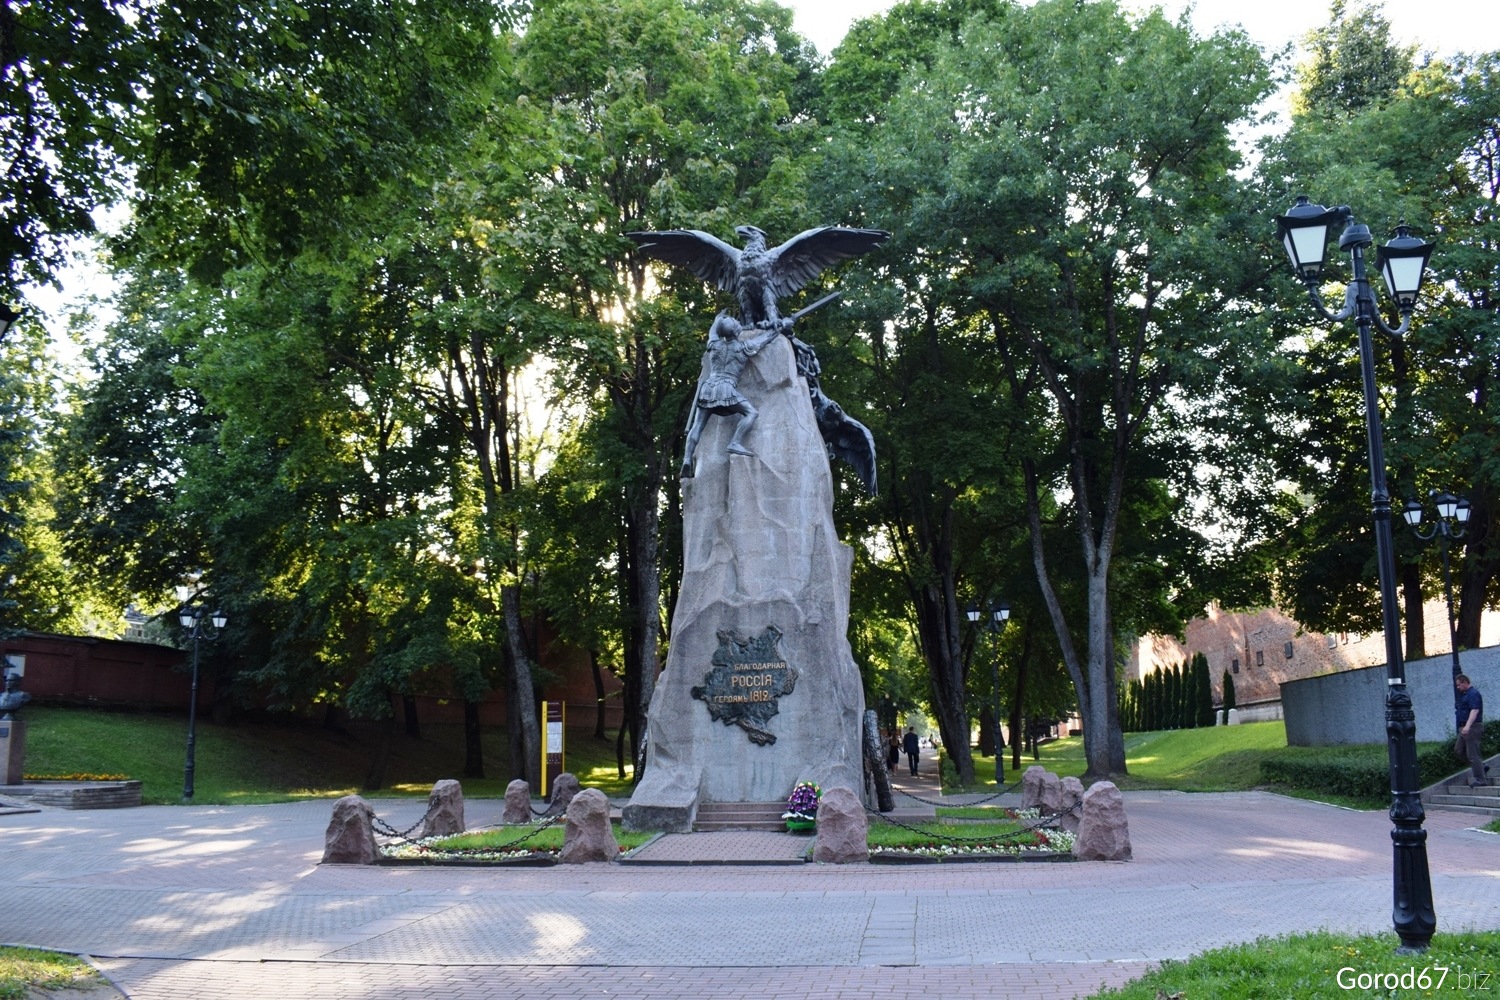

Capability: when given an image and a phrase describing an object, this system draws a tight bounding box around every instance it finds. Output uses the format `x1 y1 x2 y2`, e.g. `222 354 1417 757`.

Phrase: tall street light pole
966 599 1011 786
178 605 228 801
1275 196 1437 952
1403 491 1470 711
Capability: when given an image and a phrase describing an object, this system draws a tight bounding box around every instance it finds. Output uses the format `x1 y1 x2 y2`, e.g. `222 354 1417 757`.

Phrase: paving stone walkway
2 778 1498 1000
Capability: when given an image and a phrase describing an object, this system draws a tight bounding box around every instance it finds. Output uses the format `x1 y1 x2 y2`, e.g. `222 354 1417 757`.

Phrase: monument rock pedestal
0 719 25 785
623 334 866 832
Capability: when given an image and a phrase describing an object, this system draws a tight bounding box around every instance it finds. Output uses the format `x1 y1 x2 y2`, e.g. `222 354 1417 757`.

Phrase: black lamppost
1275 196 1436 952
178 604 228 800
0 305 19 340
1403 491 1470 708
966 599 1010 785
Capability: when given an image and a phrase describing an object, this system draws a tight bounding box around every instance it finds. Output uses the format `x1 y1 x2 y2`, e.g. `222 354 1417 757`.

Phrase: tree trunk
1009 648 1028 774
502 582 539 789
1456 498 1493 651
590 650 608 740
463 699 484 778
1401 561 1426 662
402 695 421 740
363 713 395 791
1083 566 1116 779
912 568 975 786
627 490 661 767
978 709 995 757
615 718 629 781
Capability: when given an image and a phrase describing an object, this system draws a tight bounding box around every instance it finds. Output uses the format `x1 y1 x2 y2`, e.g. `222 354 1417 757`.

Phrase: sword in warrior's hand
785 290 842 325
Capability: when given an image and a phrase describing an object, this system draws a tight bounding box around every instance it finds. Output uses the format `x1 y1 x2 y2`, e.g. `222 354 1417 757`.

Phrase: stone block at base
622 800 696 834
420 779 465 838
1073 781 1131 861
0 720 26 785
322 795 379 865
812 787 867 864
0 780 142 809
560 788 618 863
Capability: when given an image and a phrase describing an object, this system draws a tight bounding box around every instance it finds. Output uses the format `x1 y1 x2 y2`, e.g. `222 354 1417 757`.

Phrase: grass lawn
15 706 1490 815
958 722 1483 810
386 821 660 861
970 721 1291 792
1086 929 1500 1000
0 946 102 1000
21 705 637 804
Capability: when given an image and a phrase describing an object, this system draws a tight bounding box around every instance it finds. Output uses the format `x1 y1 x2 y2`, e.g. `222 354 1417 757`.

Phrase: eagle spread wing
814 396 878 496
626 226 889 325
766 227 891 299
624 230 741 291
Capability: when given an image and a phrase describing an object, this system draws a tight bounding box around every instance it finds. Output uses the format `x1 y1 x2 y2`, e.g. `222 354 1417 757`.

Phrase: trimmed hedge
1260 719 1500 800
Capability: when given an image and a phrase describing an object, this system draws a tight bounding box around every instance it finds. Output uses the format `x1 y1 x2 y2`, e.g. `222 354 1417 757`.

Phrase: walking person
887 731 901 772
902 727 920 777
1456 674 1487 787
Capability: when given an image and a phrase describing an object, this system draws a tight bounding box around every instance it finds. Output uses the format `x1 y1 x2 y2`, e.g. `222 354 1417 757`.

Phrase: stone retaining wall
1281 647 1500 746
1 780 143 809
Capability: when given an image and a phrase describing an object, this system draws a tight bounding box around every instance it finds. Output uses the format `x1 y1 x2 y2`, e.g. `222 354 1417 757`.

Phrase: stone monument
621 225 888 832
0 671 31 785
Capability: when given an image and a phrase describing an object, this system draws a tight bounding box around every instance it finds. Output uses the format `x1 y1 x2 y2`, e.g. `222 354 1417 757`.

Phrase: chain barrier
370 802 442 844
865 800 1081 846
448 812 566 852
890 777 1022 809
372 804 566 850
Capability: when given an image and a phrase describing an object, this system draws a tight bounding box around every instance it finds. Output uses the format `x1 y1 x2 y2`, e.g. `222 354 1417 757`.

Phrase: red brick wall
1128 602 1500 706
400 629 627 729
2 624 628 729
2 633 199 708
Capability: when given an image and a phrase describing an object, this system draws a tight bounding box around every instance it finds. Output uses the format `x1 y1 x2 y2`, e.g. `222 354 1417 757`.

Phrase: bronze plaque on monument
691 625 797 745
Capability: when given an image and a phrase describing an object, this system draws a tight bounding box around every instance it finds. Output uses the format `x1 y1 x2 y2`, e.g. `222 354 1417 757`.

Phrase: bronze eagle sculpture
625 224 888 495
624 225 890 328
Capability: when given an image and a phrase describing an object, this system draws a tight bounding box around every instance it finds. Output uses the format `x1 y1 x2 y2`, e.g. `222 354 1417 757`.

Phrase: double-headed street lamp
178 604 228 801
966 599 1010 785
1275 195 1436 952
1403 491 1471 709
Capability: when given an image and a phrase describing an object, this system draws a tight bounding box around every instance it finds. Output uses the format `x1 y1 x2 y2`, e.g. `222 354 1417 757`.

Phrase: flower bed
869 826 1076 862
378 822 653 865
867 807 1077 862
380 837 563 865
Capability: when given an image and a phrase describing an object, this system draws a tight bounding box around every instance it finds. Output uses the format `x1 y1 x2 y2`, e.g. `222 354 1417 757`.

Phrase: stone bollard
1072 781 1131 861
322 795 379 864
1038 771 1063 815
812 787 868 864
544 773 581 817
420 779 465 839
503 779 533 824
1058 776 1085 835
1021 765 1051 810
559 788 618 863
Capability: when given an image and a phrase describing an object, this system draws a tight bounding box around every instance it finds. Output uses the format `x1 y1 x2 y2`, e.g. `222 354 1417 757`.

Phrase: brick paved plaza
3 783 1498 999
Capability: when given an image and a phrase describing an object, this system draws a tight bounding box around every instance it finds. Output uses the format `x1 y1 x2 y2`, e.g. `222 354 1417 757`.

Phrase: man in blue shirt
1455 674 1487 787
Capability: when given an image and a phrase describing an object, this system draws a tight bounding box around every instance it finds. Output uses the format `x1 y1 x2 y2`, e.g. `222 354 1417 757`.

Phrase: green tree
54 0 519 786
3 0 512 292
822 0 1274 779
1253 26 1500 659
486 0 820 778
1293 0 1414 120
0 319 29 635
1194 651 1214 727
